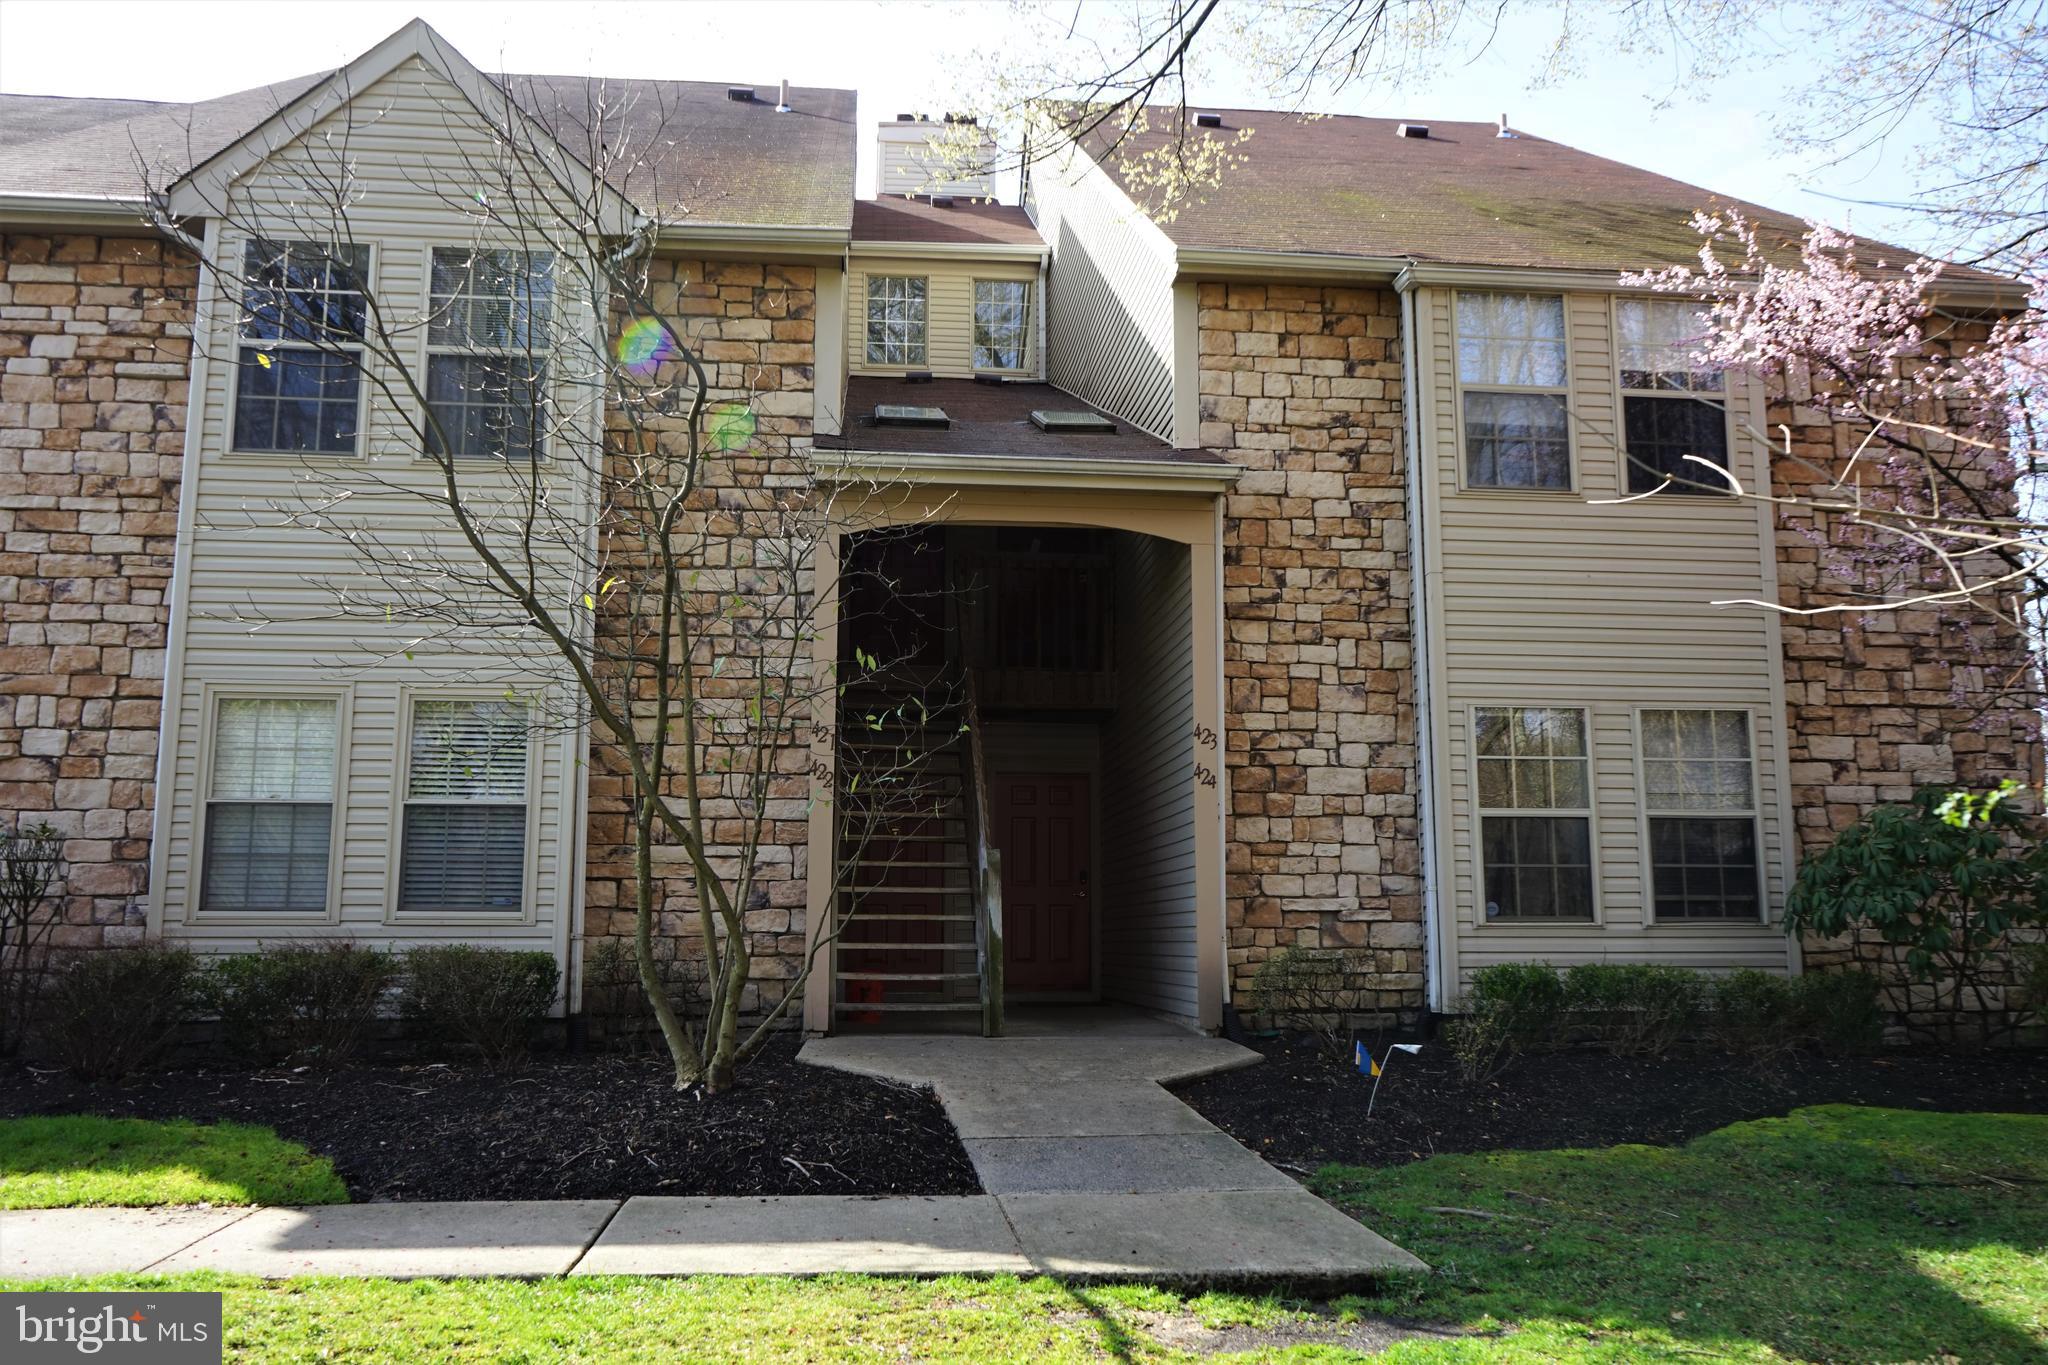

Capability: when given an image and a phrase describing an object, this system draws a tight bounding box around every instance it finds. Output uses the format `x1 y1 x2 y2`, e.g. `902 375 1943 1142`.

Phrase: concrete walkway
0 1020 1423 1286
797 1025 1426 1282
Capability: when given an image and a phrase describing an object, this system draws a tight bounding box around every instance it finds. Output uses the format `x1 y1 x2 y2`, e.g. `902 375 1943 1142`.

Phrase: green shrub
1562 963 1706 1055
1713 969 1797 1055
1451 962 1567 1080
401 945 559 1069
1791 970 1886 1055
209 942 395 1066
1785 782 2048 1043
45 946 198 1081
1249 945 1369 1057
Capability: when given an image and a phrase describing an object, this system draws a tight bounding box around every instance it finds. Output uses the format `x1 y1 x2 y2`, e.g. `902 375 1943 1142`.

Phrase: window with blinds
399 699 529 915
201 697 338 914
1641 709 1762 920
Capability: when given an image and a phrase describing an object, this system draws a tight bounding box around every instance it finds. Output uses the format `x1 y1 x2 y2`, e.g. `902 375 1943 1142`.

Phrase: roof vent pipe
777 80 791 113
1496 113 1517 139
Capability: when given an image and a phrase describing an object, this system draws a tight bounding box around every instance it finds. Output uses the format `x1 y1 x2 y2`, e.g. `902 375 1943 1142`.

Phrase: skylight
1030 410 1117 434
874 404 950 429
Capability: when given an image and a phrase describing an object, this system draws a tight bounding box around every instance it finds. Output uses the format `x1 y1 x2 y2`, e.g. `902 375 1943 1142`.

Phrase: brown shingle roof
824 376 1224 464
853 197 1045 248
0 73 856 231
1085 109 2007 284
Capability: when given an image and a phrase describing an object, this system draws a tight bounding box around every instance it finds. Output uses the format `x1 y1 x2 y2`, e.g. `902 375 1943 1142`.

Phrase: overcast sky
0 0 1944 250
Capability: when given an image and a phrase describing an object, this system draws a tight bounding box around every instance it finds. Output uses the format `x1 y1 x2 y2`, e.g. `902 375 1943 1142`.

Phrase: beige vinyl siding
155 57 586 971
1027 143 1178 440
1098 530 1200 1020
1414 285 1795 991
847 257 1038 379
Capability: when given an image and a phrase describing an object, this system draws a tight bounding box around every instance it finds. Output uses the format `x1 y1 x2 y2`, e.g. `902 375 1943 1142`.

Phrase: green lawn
0 1116 347 1209
14 1106 2044 1361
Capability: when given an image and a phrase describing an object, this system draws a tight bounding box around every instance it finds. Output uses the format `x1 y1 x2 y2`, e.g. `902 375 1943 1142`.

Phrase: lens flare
616 316 678 374
708 401 757 452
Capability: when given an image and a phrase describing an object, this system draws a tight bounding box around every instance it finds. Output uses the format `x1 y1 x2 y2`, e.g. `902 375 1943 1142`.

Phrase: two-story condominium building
0 21 2034 1035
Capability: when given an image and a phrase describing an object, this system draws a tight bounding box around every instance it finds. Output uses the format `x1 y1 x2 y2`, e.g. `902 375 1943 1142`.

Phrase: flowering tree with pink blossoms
1625 213 2046 720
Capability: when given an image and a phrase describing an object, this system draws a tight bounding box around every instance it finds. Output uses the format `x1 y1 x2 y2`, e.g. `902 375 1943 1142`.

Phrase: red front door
991 773 1092 993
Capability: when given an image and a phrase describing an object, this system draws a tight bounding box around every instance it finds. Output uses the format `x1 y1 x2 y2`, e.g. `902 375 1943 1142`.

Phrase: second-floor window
233 240 368 455
866 275 927 366
973 280 1029 370
1618 298 1730 495
1456 291 1570 491
427 248 553 461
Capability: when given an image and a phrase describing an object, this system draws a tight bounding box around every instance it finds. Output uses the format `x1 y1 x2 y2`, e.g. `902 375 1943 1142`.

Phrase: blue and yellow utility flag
1354 1040 1381 1077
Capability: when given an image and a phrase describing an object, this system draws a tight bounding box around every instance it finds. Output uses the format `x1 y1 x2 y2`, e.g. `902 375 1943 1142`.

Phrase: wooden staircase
831 671 1002 1032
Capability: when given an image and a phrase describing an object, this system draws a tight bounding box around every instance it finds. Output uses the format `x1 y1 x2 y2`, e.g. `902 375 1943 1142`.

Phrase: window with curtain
232 240 368 455
1617 297 1731 494
399 699 529 915
1476 706 1595 920
426 248 554 460
1456 291 1571 490
973 279 1029 370
1642 709 1761 919
865 275 927 365
201 697 338 913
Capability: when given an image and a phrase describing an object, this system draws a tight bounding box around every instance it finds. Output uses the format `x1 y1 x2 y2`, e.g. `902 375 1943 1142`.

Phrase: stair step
838 971 981 981
839 913 976 922
835 1001 981 1013
838 941 978 951
837 885 971 895
845 860 971 869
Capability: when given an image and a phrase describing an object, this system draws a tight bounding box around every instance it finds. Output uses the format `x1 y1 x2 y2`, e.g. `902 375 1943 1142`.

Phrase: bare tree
143 66 957 1093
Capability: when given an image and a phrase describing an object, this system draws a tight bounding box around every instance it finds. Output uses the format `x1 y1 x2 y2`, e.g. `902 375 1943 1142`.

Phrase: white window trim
384 686 543 926
1467 701 1603 928
420 242 557 464
1630 704 1768 927
1610 295 1739 498
1450 289 1576 496
971 277 1032 374
863 273 929 368
188 682 350 926
222 235 373 462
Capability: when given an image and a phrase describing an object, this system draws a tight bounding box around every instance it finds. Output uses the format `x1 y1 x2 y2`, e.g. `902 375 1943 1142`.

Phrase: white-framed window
1616 297 1731 495
200 696 339 914
1475 706 1594 921
232 239 369 455
973 279 1029 370
398 698 530 915
865 275 927 366
1455 291 1571 490
426 248 554 461
1640 708 1762 920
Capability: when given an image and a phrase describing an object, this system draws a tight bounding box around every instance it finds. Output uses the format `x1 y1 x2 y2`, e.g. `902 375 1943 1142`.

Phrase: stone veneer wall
581 257 818 1020
0 233 192 950
1195 281 1424 1020
1768 344 2044 1027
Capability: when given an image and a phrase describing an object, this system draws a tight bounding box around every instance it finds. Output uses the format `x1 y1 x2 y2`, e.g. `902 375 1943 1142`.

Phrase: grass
1324 1104 2048 1362
14 1106 2044 1361
0 1116 347 1209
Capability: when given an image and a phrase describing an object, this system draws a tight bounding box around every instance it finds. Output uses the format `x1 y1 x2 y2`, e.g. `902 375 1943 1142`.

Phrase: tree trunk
634 804 701 1089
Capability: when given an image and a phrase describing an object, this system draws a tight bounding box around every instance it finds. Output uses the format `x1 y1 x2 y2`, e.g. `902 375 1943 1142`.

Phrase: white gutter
1396 282 1449 1014
1392 259 2030 311
654 223 851 257
1173 246 1407 282
0 192 150 228
814 446 1243 494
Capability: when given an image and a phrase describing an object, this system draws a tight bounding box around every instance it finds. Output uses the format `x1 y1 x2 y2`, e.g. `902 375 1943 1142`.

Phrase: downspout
145 217 218 941
1397 282 1448 1014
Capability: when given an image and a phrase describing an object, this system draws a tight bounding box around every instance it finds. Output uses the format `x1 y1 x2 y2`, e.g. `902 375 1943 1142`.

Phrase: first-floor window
973 279 1029 370
399 699 529 914
1642 709 1761 919
1476 706 1594 920
201 697 338 913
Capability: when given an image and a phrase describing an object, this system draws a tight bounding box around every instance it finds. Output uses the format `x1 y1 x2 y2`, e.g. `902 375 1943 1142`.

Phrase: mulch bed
1172 1036 2048 1172
0 1040 980 1202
